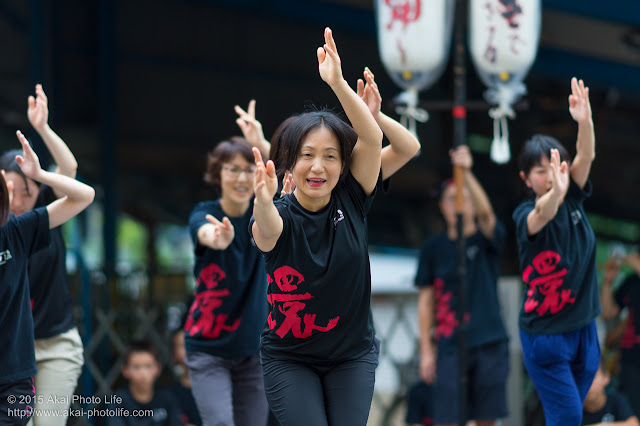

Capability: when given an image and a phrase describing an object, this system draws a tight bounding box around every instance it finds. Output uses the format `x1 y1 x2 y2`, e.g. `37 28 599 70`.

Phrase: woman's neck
293 189 330 212
219 197 249 217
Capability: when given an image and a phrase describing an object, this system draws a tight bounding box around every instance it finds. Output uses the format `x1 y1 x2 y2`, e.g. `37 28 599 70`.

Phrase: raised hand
549 148 569 197
252 148 278 204
15 131 42 180
280 171 294 198
205 214 235 250
450 145 473 170
235 100 267 147
624 252 640 275
568 77 592 125
317 27 343 87
356 67 381 118
27 84 49 132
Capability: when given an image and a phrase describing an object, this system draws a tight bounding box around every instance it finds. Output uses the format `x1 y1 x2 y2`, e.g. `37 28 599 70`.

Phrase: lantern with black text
469 0 541 163
376 0 454 135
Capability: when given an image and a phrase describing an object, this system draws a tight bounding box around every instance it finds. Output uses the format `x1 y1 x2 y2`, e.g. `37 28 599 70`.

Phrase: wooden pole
453 1 468 424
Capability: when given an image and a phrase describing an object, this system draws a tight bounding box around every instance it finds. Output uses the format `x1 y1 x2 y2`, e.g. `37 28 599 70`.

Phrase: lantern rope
394 89 429 137
485 81 526 164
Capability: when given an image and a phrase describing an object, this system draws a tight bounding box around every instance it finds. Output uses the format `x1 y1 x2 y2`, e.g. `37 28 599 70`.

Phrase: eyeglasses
221 166 256 178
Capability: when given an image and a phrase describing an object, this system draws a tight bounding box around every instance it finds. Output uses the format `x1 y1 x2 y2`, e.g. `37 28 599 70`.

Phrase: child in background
582 361 639 426
106 340 179 426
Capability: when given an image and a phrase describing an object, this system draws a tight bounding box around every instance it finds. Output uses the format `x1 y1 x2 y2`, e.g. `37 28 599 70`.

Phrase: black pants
0 377 35 426
261 341 379 426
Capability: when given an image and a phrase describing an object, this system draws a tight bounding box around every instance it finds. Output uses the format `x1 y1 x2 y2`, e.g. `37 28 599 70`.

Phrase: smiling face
292 126 343 211
219 153 255 211
4 171 39 216
520 155 553 198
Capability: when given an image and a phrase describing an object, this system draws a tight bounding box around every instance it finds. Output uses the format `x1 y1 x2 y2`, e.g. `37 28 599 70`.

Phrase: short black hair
269 109 356 183
518 134 570 176
203 137 254 191
122 339 160 366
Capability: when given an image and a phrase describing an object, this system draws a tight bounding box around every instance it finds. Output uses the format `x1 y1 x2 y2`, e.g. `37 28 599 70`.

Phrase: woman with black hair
0 85 86 426
0 130 94 425
513 78 600 426
250 27 416 426
184 136 272 426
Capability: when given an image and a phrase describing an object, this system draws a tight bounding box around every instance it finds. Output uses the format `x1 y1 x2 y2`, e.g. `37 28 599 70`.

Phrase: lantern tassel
394 89 429 137
485 81 526 164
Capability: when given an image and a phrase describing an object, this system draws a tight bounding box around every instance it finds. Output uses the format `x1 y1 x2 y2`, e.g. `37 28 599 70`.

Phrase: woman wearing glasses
184 136 271 426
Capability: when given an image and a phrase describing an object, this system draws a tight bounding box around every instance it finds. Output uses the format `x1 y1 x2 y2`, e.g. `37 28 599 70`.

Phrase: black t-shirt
513 179 601 335
256 172 376 364
105 387 179 426
30 185 75 339
184 199 268 358
615 274 640 367
0 208 50 384
165 382 201 425
414 223 509 352
582 390 636 425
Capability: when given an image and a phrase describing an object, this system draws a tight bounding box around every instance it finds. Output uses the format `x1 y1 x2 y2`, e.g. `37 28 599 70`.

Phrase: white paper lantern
376 0 454 134
469 0 541 163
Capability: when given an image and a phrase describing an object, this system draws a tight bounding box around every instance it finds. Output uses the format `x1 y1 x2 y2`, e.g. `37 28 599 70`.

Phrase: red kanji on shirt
185 264 241 339
384 0 421 30
522 251 575 316
433 278 469 340
266 265 339 339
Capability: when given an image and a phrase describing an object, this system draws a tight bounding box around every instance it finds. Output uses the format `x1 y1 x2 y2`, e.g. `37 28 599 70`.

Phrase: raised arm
526 149 569 236
317 28 382 194
235 100 271 159
28 84 78 182
356 67 420 180
15 131 94 229
250 148 283 252
568 78 595 189
450 146 496 239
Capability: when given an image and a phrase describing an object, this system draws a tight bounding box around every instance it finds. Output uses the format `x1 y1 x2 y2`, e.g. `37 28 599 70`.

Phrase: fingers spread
252 147 264 166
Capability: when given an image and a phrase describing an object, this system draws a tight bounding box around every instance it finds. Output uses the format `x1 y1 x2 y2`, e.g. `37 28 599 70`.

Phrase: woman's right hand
15 131 43 180
205 214 235 250
252 148 278 204
549 148 569 198
27 84 49 133
317 27 343 88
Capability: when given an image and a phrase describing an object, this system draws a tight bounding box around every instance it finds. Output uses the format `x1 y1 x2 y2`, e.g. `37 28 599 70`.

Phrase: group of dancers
0 26 615 426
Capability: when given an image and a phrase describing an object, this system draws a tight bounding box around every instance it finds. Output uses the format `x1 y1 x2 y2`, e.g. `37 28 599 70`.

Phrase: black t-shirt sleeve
566 177 592 202
513 200 537 245
188 202 212 256
614 275 637 308
12 207 50 256
342 171 377 219
415 237 436 288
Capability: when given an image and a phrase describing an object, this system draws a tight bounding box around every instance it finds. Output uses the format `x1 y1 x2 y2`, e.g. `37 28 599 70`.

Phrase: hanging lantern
376 0 454 135
468 0 541 163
